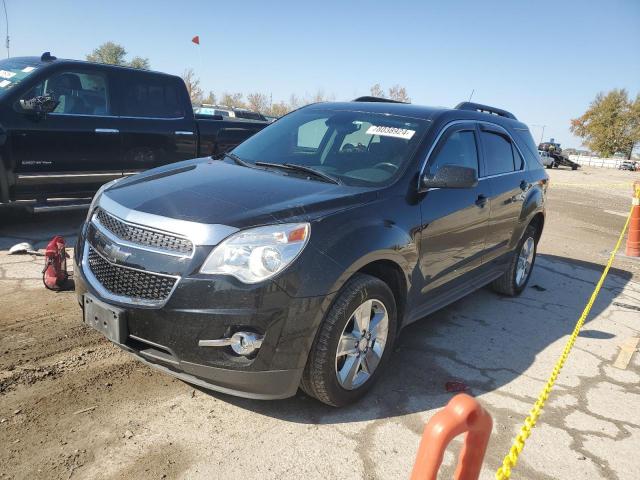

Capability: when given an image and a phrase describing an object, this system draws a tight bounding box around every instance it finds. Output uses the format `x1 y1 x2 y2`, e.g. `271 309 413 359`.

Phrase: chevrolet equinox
75 99 548 406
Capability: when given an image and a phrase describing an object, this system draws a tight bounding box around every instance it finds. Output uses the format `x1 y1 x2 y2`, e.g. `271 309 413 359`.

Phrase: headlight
200 223 310 283
85 178 121 222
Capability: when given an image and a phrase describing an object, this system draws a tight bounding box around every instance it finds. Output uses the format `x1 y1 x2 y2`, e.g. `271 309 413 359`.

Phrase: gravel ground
0 166 638 480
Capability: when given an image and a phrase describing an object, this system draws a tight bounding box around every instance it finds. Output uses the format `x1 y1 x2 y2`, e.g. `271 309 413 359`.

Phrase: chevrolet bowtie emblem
103 243 131 264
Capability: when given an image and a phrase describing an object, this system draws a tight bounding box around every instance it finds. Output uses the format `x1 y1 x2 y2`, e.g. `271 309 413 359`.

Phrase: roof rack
455 102 517 120
352 96 408 104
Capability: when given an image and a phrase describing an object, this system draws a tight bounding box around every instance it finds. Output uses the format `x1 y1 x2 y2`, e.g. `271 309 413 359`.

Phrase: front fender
274 199 419 298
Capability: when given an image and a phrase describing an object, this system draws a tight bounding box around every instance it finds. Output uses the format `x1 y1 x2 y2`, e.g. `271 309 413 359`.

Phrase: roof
303 101 529 130
6 55 180 78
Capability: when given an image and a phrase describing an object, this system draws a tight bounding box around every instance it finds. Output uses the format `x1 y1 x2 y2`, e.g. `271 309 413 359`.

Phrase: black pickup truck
0 53 268 211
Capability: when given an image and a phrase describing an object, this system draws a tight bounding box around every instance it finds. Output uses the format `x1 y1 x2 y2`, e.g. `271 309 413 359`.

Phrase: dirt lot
1 166 639 480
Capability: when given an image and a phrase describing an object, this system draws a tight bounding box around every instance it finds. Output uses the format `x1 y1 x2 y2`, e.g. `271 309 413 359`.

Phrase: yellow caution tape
495 206 634 480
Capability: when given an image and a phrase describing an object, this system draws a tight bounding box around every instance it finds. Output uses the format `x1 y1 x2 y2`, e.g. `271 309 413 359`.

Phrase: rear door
115 71 197 174
478 123 527 264
418 122 491 295
11 66 122 197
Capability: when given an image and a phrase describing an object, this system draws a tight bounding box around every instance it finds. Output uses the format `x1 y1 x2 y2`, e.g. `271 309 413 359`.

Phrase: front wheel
301 273 397 407
491 224 538 296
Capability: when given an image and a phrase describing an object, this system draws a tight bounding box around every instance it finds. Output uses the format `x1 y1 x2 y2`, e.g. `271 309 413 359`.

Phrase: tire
491 224 538 296
571 165 578 170
0 158 10 204
301 273 397 407
545 164 552 169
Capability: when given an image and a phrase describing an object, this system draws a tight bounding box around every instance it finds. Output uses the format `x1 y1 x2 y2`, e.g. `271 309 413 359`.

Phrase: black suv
75 99 548 406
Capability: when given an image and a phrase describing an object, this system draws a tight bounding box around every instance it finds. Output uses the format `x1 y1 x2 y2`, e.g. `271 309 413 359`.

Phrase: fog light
198 331 264 356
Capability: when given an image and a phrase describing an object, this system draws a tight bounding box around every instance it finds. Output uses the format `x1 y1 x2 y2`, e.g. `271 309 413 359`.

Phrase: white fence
569 155 630 169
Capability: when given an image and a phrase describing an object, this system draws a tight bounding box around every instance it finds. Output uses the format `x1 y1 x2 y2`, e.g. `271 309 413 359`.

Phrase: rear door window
481 131 516 175
121 75 184 118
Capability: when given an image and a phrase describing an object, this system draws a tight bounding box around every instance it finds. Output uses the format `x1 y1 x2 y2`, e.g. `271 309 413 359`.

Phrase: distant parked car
619 160 638 171
194 105 236 117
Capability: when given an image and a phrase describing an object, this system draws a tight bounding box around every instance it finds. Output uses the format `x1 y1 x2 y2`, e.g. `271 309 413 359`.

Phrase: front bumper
74 249 333 400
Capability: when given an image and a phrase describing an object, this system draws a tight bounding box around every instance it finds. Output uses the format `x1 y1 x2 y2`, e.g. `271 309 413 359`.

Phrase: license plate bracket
83 294 127 344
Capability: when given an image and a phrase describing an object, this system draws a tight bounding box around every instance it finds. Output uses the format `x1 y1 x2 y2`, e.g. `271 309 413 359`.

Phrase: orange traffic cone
411 394 493 480
626 181 640 257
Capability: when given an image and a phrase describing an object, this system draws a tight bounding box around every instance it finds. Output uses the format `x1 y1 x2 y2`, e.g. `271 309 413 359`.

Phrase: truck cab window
22 71 110 116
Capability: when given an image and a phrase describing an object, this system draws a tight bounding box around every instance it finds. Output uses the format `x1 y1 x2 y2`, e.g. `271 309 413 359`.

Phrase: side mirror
19 95 59 116
420 165 478 190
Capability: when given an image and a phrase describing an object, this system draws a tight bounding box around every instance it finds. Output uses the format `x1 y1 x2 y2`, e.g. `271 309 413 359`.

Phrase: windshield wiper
254 162 341 185
215 152 252 168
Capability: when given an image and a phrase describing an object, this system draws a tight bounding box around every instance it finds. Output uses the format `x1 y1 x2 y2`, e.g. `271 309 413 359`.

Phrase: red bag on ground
42 235 69 290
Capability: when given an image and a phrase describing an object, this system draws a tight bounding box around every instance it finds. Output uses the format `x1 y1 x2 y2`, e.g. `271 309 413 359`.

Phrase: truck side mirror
19 95 59 117
420 165 478 191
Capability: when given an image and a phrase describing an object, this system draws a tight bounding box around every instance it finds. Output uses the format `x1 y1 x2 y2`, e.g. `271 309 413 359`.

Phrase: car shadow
200 253 634 424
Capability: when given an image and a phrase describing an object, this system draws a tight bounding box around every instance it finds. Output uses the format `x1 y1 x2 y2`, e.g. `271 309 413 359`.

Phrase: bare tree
220 92 245 109
181 69 203 105
370 84 385 98
268 101 290 118
388 84 410 103
246 92 270 112
202 91 217 105
288 94 302 110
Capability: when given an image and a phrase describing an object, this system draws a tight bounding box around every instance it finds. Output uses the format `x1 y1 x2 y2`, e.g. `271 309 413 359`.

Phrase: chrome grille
87 247 177 302
95 208 193 255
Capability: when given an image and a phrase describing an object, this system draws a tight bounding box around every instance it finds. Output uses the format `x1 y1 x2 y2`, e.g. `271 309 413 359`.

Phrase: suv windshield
0 58 41 98
232 108 430 186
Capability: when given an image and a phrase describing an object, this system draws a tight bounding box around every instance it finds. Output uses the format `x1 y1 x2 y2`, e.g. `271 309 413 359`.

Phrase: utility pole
531 124 546 144
2 0 8 58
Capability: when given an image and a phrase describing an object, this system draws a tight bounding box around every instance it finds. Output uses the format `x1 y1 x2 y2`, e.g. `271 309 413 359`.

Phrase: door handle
519 180 528 191
475 194 488 208
95 128 119 134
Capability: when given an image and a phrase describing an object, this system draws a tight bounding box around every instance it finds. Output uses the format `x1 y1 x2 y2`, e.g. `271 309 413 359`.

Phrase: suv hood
103 158 377 228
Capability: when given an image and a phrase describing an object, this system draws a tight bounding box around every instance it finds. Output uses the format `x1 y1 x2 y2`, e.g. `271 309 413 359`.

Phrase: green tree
86 42 150 69
571 89 640 159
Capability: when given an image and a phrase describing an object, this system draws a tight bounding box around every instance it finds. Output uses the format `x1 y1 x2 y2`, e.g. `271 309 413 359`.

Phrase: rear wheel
491 224 538 296
301 273 397 407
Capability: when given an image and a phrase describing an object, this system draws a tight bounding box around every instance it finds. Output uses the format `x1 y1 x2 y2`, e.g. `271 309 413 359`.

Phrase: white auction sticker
0 70 16 79
0 80 11 88
366 125 415 140
22 66 36 73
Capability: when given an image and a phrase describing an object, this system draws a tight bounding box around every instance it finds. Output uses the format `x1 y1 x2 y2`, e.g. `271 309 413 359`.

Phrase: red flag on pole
192 35 200 45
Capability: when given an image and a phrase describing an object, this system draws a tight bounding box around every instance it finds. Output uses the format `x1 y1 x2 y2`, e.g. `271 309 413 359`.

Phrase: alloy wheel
335 299 389 390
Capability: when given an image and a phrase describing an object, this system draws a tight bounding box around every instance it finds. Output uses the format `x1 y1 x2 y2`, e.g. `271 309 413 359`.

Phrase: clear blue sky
3 0 639 148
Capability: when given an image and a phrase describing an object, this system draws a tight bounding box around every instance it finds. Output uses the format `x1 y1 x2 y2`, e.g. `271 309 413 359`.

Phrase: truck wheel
491 224 538 297
571 165 578 170
301 273 397 407
545 164 552 169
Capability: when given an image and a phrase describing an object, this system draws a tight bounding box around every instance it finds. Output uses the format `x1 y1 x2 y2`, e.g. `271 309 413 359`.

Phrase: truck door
11 66 122 197
418 123 491 295
115 71 197 174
